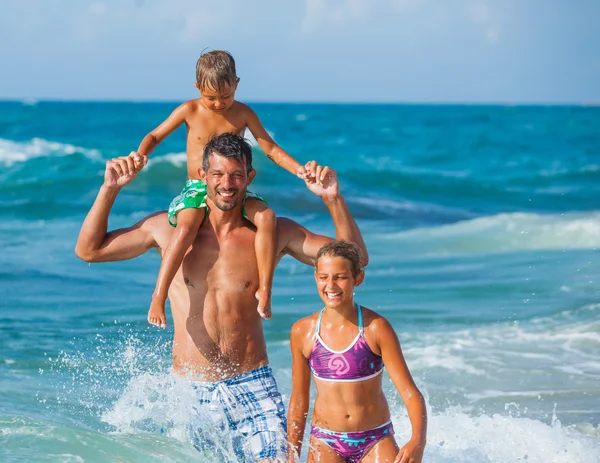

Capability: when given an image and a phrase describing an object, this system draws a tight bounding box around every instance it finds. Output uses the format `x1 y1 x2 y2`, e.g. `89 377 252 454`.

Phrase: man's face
202 154 254 211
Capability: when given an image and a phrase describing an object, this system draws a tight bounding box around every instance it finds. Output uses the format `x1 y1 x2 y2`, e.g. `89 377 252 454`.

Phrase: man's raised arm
280 161 368 267
75 154 158 263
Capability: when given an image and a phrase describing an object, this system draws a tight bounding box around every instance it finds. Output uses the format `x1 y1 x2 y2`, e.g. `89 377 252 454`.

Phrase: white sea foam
100 368 600 463
379 211 600 255
243 127 275 147
146 152 187 167
0 137 101 166
391 406 600 463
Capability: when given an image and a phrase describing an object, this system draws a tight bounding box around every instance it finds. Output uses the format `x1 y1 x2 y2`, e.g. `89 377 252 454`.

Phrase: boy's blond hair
196 50 238 92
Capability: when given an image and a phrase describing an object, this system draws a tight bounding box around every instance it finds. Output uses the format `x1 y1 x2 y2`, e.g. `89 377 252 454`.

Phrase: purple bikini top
309 303 384 382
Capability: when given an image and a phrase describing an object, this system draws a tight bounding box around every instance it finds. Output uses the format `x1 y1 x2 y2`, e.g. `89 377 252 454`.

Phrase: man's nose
221 175 234 188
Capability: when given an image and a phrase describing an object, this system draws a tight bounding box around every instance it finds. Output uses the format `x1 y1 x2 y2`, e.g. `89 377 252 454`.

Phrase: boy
133 50 306 328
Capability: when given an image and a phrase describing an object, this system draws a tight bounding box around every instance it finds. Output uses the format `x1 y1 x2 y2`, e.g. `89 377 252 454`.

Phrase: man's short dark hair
202 133 253 173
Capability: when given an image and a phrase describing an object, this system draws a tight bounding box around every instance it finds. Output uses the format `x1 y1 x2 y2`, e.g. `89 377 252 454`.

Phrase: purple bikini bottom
310 421 395 463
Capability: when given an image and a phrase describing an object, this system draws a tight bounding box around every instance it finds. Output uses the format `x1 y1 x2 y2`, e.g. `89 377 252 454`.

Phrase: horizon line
1 97 599 107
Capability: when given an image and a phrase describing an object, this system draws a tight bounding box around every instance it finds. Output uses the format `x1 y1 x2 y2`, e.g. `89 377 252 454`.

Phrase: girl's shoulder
290 311 321 338
359 306 389 329
360 306 396 346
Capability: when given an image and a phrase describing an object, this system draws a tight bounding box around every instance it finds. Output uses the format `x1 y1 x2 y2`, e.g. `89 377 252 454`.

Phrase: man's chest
179 231 259 289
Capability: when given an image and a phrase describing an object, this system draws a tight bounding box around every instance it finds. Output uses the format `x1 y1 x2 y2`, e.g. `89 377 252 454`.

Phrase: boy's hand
104 154 144 189
128 151 147 170
296 165 308 180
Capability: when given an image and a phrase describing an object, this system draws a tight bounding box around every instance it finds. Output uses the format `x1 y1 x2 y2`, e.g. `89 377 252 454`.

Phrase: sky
0 0 599 103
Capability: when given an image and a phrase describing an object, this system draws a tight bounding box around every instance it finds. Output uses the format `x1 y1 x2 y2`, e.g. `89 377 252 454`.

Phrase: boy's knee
253 208 277 229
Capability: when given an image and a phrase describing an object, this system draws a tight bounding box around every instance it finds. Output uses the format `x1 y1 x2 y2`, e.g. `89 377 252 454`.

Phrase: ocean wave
0 137 101 166
146 152 187 167
377 211 600 255
401 305 600 383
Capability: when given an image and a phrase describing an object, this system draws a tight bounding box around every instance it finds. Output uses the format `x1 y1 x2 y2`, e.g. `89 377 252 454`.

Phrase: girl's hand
394 438 425 463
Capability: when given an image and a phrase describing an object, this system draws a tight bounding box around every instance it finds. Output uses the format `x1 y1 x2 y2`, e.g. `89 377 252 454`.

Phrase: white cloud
301 0 370 33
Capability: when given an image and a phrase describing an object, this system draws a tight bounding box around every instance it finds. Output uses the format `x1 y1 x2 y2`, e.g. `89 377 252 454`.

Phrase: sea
1 101 599 462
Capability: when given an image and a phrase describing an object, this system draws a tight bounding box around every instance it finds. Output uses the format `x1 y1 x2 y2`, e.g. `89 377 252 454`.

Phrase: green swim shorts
167 179 266 227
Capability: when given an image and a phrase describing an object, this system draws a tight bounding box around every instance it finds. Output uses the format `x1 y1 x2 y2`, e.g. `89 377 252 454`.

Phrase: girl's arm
245 107 305 177
376 317 427 463
287 320 312 462
136 102 191 157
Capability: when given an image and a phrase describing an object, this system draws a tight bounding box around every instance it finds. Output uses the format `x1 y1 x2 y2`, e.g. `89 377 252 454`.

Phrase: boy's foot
255 288 272 320
148 299 167 328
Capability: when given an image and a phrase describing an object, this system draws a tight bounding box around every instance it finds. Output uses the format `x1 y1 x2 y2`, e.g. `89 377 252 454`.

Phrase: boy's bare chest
186 115 246 147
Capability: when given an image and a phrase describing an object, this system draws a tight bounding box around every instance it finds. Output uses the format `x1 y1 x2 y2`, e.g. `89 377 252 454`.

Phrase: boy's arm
245 107 304 177
281 162 369 267
287 320 312 462
75 155 159 262
136 102 191 157
375 318 427 462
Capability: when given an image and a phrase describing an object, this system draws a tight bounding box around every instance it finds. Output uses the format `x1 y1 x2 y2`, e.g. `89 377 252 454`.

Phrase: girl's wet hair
315 240 363 278
196 50 238 92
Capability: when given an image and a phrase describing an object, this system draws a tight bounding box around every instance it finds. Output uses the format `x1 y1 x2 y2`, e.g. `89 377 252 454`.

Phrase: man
75 133 368 462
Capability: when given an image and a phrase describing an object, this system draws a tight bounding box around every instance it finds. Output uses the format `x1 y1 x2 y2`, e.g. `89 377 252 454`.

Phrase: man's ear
199 168 207 182
194 82 200 91
247 168 256 185
235 77 240 90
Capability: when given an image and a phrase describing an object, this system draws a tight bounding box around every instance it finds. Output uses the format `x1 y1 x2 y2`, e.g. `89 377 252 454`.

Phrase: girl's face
314 255 364 308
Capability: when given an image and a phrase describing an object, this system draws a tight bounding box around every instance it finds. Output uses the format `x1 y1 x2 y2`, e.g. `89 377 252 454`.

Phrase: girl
287 240 427 463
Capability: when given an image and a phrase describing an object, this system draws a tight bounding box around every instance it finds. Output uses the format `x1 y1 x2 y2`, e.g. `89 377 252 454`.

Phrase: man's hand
303 160 339 200
104 152 146 189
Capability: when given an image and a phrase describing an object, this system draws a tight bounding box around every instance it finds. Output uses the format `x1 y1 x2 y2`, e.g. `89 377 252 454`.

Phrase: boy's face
197 80 238 114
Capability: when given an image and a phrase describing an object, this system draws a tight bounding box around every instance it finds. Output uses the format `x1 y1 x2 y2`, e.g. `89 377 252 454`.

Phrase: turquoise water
1 101 600 462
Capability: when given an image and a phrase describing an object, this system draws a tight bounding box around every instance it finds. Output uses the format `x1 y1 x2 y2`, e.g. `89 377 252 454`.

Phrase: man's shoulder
139 211 170 234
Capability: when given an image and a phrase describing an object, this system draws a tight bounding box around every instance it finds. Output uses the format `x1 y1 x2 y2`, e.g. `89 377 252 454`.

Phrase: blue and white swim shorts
188 365 287 462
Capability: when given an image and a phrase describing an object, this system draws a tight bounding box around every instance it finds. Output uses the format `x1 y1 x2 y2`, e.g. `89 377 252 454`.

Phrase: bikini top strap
357 302 364 333
315 308 325 335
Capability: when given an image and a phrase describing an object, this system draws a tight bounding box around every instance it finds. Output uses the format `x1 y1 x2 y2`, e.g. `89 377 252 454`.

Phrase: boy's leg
244 198 277 320
148 207 205 327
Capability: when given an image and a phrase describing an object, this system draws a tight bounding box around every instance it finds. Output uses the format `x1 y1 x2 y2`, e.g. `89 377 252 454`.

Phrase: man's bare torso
184 100 248 179
148 211 292 381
